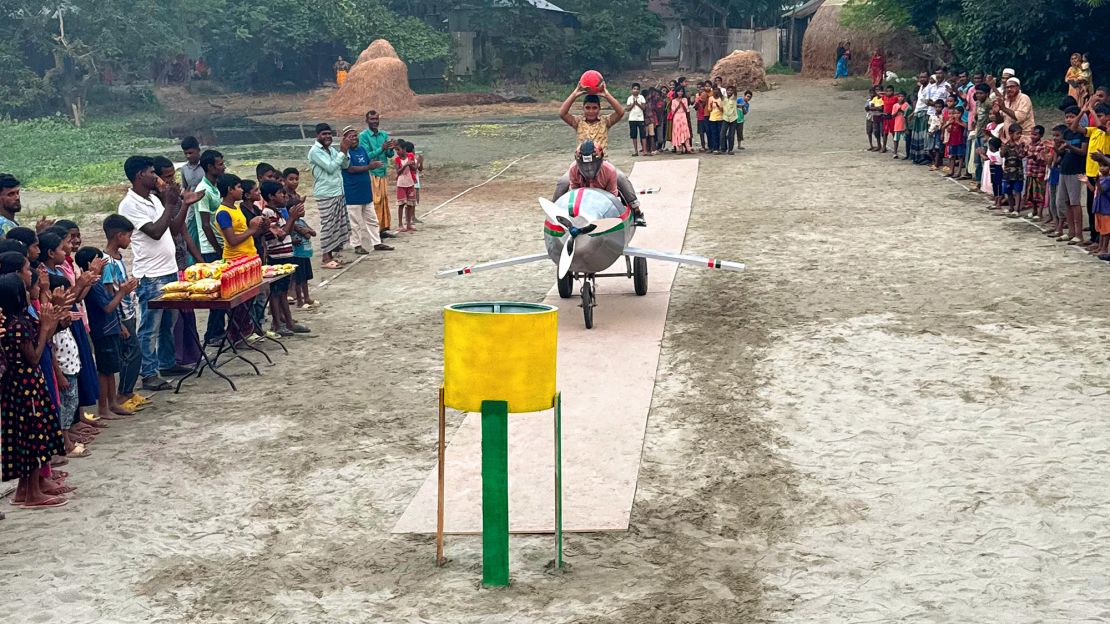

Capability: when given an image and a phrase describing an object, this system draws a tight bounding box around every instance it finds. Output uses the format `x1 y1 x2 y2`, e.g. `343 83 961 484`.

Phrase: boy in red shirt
942 94 967 178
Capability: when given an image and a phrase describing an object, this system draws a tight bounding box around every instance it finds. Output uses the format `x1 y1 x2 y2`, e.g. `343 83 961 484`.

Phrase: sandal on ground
69 443 90 458
20 496 67 509
321 260 343 270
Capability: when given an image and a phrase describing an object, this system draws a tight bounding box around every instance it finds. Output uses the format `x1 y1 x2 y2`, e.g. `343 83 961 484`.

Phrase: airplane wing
436 252 551 278
623 247 745 272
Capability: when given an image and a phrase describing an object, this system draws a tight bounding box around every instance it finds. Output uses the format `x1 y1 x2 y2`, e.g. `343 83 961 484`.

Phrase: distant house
781 0 824 72
446 0 579 77
648 0 681 67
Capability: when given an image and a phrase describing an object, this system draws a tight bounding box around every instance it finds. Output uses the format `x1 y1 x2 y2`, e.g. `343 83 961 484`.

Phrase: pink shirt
567 161 618 196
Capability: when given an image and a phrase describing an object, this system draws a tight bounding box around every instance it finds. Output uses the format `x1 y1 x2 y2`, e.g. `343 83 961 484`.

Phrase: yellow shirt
708 97 724 122
214 204 257 260
1086 126 1110 177
575 116 609 153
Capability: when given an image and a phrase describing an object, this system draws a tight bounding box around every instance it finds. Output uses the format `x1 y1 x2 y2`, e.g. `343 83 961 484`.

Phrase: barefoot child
47 273 85 457
928 100 945 169
76 246 137 420
1024 126 1049 220
891 91 910 159
260 180 309 336
1000 124 1026 216
394 141 417 232
283 168 318 310
1092 161 1110 259
943 95 966 177
985 137 1004 210
0 273 67 509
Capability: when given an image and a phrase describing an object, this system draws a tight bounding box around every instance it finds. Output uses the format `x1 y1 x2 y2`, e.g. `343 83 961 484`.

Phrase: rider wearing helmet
555 141 648 227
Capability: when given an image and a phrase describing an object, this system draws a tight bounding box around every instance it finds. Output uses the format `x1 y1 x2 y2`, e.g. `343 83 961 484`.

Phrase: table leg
175 315 236 393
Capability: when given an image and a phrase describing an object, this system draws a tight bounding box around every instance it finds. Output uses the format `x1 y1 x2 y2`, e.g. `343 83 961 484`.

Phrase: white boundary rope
317 153 530 289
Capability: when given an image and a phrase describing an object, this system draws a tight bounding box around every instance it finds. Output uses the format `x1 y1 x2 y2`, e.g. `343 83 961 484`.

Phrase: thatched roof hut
801 0 922 77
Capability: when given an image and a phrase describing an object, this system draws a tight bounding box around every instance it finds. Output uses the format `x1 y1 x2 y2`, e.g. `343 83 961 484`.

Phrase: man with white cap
998 76 1035 141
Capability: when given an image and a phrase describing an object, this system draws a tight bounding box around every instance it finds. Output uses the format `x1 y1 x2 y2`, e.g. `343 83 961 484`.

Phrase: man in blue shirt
341 127 393 253
358 111 398 238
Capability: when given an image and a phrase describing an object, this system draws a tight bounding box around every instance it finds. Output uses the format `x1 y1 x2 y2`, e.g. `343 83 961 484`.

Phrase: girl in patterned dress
0 272 67 508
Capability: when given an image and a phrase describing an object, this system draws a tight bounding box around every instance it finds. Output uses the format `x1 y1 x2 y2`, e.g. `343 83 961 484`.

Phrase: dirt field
5 75 1110 623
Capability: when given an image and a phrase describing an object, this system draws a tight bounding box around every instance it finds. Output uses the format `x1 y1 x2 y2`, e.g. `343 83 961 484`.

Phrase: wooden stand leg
481 399 510 587
436 387 446 566
554 392 564 570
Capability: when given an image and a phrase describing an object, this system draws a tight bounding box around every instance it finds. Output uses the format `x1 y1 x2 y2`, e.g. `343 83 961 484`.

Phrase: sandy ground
5 75 1110 623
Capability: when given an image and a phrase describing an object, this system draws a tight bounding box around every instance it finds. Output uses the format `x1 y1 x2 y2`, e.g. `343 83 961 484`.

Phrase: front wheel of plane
581 280 594 329
558 272 574 299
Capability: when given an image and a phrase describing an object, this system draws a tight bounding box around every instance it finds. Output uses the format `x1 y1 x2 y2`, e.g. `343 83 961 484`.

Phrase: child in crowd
1092 161 1110 259
395 142 417 232
1000 124 1026 215
942 94 966 178
39 231 103 430
6 227 39 260
694 86 708 152
707 88 723 153
101 215 146 411
260 180 309 336
721 86 738 155
866 87 882 151
76 247 136 419
880 85 898 153
1024 126 1050 221
47 272 86 457
216 173 265 341
238 179 272 338
928 100 945 169
0 272 67 508
737 90 752 150
283 168 318 310
891 91 910 159
985 137 1004 208
1046 127 1064 237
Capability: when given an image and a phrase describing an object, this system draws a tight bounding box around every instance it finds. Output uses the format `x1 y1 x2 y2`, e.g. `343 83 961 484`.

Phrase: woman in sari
834 43 850 80
1065 52 1093 106
868 49 885 87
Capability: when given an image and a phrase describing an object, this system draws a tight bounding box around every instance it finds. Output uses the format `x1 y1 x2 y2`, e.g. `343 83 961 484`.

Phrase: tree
842 0 1110 93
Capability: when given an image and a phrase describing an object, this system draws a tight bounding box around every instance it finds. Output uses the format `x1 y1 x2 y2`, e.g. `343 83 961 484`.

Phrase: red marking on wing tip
464 267 472 274
707 258 714 268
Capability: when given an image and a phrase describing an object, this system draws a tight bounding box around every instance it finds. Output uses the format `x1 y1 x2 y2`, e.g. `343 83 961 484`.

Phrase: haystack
710 50 768 92
355 39 399 65
329 39 417 116
801 1 922 77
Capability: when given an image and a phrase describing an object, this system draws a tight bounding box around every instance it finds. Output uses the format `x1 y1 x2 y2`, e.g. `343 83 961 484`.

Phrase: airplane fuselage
542 188 634 275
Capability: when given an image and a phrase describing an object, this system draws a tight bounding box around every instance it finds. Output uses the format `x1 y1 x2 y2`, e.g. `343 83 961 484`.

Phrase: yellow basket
443 302 558 413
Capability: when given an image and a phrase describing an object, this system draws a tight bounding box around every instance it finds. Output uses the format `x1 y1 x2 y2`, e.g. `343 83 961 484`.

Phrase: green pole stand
481 400 510 587
554 392 564 570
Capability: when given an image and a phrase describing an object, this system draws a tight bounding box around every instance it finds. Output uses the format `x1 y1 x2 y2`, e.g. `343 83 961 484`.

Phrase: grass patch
766 63 795 75
0 115 175 192
36 194 122 218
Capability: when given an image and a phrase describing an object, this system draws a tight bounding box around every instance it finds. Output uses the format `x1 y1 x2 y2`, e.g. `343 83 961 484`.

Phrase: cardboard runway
393 159 699 534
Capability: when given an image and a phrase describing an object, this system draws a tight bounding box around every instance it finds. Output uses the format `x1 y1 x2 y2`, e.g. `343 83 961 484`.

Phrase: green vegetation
0 0 450 119
766 63 796 75
836 75 919 94
841 0 1110 93
38 194 122 218
0 116 172 191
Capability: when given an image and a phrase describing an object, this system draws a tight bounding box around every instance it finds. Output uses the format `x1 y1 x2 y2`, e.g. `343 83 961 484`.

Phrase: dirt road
5 76 1110 623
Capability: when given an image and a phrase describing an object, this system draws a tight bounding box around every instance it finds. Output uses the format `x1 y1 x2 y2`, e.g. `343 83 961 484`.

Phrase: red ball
579 70 604 94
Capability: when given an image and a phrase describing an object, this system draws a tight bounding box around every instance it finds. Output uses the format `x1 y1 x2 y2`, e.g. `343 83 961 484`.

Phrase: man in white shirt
118 155 192 391
626 82 648 156
923 67 952 117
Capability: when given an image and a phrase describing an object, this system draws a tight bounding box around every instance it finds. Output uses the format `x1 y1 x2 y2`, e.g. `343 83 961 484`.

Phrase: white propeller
539 198 628 279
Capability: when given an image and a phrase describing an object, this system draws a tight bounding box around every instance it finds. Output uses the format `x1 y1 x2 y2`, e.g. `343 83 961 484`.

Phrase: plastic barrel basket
443 302 558 413
437 302 561 586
